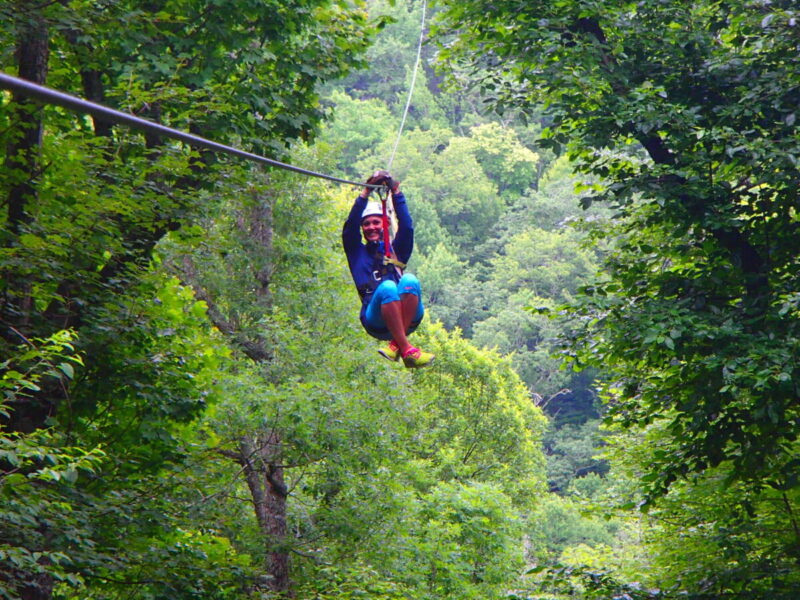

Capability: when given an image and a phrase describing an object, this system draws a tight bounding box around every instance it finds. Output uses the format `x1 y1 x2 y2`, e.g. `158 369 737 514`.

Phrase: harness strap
383 255 407 269
378 189 405 272
381 194 392 258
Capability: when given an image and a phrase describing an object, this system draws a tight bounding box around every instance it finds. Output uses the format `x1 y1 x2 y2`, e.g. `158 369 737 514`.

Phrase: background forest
2 1 799 600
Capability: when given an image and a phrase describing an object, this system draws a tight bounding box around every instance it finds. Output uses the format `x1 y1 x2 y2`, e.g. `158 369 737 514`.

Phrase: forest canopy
2 0 800 599
435 0 800 493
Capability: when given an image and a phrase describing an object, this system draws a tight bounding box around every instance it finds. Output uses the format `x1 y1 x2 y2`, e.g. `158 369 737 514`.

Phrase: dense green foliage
1 1 375 597
1 2 559 599
5 0 799 598
434 0 800 597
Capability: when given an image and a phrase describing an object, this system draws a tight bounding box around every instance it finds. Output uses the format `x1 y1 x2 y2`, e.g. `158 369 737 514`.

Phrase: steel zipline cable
0 71 382 190
386 0 426 171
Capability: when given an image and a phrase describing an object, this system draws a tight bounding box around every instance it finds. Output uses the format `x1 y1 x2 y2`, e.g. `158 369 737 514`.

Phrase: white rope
386 0 427 171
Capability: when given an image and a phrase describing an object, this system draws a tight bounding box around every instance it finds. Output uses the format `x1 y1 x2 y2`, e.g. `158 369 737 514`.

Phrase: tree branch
569 16 766 294
175 255 272 363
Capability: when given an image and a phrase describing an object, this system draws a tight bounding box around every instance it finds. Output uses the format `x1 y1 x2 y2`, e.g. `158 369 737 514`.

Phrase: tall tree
1 0 372 431
432 0 800 594
3 1 48 237
1 2 373 597
433 0 800 499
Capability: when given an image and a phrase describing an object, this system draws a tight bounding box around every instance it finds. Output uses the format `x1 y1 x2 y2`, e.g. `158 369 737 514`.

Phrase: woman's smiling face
361 216 383 242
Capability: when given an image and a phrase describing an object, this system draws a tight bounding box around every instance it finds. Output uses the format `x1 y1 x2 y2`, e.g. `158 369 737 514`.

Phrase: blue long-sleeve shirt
342 191 414 302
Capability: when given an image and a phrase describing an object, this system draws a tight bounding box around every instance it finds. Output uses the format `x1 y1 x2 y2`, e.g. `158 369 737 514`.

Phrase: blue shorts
360 273 425 341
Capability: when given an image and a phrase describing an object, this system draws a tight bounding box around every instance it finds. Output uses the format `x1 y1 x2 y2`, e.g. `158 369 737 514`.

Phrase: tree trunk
4 5 49 235
177 182 288 591
1 3 61 427
248 189 275 305
239 430 290 594
2 13 56 596
79 69 114 138
260 429 290 592
20 569 54 600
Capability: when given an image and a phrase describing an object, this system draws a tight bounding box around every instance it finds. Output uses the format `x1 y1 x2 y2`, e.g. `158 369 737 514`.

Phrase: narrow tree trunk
5 6 49 234
260 429 289 591
1 5 61 428
239 431 290 594
2 13 56 598
248 190 275 305
179 182 288 592
79 69 113 138
20 567 54 600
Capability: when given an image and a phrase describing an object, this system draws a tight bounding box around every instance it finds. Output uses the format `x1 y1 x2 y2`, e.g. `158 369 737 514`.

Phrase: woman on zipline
342 170 434 368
